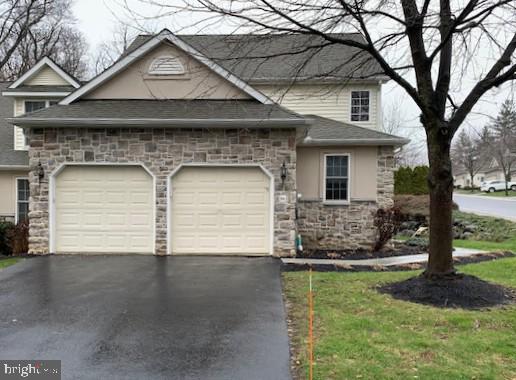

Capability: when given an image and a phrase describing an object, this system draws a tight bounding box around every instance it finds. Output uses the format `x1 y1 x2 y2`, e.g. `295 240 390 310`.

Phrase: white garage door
170 167 271 255
54 166 154 254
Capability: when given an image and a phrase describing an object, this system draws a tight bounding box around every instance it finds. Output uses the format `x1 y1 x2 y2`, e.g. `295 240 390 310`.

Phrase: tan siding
86 43 251 100
26 66 69 86
297 146 378 201
0 171 28 217
256 83 381 129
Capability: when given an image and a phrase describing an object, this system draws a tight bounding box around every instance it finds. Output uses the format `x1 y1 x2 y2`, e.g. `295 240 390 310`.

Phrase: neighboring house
2 29 407 256
483 157 516 182
454 169 487 188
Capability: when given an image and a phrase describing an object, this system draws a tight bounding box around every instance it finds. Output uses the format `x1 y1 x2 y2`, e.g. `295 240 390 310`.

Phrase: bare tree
92 24 138 76
0 0 88 80
132 0 516 279
451 129 484 191
480 99 516 195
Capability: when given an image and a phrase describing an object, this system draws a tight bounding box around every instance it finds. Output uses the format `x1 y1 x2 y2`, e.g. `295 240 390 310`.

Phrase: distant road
453 193 516 221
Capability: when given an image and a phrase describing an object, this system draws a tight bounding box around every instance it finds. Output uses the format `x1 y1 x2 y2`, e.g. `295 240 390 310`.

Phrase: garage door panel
171 167 270 255
55 166 154 254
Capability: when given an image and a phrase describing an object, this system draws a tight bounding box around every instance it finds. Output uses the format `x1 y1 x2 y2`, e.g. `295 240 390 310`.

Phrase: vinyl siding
26 66 69 86
13 99 25 151
256 83 381 129
0 171 28 218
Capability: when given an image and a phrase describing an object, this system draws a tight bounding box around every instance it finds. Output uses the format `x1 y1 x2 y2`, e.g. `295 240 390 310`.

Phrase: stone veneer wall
27 127 297 257
296 146 395 250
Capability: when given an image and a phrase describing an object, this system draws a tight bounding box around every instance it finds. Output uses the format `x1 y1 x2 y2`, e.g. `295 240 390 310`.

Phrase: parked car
480 180 516 192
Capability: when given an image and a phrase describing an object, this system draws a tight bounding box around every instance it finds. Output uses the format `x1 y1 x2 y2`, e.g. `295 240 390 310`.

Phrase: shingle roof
11 99 306 127
3 85 75 93
302 115 409 146
125 33 385 82
0 82 29 167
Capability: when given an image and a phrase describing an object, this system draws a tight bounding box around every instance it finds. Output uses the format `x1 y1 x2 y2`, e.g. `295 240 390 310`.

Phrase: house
453 169 487 188
2 29 407 256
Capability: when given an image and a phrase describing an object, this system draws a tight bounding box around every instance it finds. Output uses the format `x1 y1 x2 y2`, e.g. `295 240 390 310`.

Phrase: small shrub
373 206 404 251
6 220 29 256
0 222 14 256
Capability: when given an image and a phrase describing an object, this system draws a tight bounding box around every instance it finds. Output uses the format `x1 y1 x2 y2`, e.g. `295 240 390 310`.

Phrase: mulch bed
378 274 516 309
299 244 426 261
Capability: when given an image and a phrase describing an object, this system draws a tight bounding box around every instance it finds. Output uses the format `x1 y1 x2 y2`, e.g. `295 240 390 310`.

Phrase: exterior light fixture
37 162 44 182
280 161 287 184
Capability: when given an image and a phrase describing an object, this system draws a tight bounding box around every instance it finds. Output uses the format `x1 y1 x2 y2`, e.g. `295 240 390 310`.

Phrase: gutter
0 165 30 170
2 91 71 97
8 117 309 128
301 136 410 147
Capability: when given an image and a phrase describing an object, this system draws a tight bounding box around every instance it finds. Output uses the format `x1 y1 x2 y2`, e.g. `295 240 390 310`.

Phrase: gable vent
148 56 185 75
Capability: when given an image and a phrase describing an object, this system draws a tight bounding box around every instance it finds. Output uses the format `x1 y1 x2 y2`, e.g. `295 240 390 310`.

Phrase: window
351 91 370 122
24 101 46 113
324 155 349 202
148 56 185 75
16 178 29 223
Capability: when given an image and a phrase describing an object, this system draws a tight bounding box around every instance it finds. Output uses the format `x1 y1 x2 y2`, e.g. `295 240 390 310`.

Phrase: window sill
322 200 350 206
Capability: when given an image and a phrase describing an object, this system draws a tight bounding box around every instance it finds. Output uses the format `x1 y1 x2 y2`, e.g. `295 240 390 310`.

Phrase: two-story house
2 30 407 256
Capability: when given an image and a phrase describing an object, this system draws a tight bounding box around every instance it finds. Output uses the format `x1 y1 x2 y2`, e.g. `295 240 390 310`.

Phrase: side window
324 155 350 202
16 178 29 223
351 91 370 122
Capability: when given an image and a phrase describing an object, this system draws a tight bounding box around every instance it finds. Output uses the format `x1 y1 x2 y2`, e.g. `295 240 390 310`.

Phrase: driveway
0 256 292 380
454 193 516 221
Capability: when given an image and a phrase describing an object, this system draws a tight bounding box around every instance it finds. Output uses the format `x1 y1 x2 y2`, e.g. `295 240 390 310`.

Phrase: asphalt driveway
0 256 292 380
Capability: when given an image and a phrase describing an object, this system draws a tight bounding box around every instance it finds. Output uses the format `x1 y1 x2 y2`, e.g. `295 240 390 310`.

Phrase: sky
71 0 515 164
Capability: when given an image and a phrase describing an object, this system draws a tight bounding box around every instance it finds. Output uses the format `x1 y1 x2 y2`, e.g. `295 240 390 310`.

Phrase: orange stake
308 267 314 380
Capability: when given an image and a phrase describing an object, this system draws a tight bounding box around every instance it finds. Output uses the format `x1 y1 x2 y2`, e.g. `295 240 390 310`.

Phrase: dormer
1 57 80 150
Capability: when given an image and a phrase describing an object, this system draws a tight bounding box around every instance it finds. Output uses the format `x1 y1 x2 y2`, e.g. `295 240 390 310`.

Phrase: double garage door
53 165 271 255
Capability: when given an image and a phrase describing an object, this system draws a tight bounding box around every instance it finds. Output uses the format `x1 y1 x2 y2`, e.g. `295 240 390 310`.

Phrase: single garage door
170 166 271 255
54 165 154 254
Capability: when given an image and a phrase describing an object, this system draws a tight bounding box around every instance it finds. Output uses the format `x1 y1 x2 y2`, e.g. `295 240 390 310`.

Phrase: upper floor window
324 154 350 203
351 90 370 122
148 56 185 75
25 100 46 113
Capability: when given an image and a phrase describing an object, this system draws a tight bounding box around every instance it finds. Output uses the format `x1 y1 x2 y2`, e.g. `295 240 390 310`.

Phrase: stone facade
296 146 395 251
27 127 297 257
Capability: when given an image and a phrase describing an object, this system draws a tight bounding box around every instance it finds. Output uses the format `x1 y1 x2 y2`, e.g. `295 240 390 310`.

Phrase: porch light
37 162 44 182
280 161 287 184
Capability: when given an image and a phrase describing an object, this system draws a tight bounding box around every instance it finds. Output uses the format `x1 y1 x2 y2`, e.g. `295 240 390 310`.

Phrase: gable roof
61 29 273 105
8 57 80 90
301 115 409 146
10 99 306 127
125 33 386 83
0 82 29 167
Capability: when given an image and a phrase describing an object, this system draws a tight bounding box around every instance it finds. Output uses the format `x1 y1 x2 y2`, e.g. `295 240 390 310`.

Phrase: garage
169 166 272 255
53 165 154 254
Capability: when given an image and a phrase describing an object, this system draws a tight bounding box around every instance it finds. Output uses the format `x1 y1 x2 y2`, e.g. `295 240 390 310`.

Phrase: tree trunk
424 124 456 278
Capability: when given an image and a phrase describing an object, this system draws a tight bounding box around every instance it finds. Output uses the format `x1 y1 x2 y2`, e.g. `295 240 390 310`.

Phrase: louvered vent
148 56 185 75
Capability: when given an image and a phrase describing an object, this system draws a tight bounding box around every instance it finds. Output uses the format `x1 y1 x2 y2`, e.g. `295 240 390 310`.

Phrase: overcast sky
71 0 515 164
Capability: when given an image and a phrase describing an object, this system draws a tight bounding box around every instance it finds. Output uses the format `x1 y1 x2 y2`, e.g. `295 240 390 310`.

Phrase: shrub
373 206 404 251
0 222 14 256
6 220 29 256
394 166 429 195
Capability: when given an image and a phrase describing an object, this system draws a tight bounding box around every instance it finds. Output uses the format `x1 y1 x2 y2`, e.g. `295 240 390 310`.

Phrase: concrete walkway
282 247 486 267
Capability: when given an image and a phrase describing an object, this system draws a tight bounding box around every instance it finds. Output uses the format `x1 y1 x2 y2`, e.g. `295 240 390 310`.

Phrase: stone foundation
27 127 297 257
296 146 395 250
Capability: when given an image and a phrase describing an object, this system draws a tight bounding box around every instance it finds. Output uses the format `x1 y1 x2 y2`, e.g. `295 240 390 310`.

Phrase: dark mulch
378 274 516 309
300 244 426 261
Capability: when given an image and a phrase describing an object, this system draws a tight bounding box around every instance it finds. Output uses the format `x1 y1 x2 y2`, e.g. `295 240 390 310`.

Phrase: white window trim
323 153 351 205
15 177 29 224
350 90 370 123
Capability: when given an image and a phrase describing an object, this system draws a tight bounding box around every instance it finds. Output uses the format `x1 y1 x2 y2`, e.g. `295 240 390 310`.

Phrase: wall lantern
280 161 288 184
37 162 44 183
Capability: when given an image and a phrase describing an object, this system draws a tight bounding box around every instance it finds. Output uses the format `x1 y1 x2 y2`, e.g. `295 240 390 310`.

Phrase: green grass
453 237 516 252
283 258 516 380
455 189 516 197
0 257 21 269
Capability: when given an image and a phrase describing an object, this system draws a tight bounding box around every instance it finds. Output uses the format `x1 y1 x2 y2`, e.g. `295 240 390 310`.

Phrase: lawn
0 258 21 269
455 189 516 197
283 258 516 380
